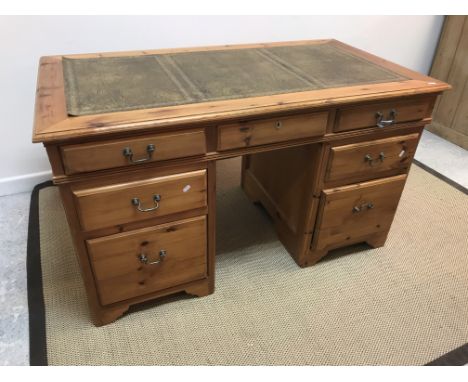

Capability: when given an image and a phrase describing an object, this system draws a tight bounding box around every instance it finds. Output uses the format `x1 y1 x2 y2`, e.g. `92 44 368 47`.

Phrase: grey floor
0 130 467 366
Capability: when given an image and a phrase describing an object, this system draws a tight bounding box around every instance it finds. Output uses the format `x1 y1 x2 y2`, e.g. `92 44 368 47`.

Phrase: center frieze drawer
217 112 328 150
73 169 207 231
87 216 207 305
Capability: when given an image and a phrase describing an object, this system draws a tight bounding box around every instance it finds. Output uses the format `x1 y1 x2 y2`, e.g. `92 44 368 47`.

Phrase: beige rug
29 158 468 365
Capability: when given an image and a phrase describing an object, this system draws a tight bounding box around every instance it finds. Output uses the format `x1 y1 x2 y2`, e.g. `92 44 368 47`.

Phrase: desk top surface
63 42 407 116
33 39 450 143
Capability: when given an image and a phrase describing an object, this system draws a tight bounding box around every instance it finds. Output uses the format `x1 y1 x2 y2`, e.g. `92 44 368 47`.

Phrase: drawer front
73 170 207 231
325 133 419 184
61 129 206 174
313 175 407 251
87 216 207 305
335 98 433 132
218 112 328 150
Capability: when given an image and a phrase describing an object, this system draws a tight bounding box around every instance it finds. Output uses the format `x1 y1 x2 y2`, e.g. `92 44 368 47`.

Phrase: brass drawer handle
139 249 167 265
352 202 374 213
364 152 385 166
123 144 155 164
131 194 161 212
375 109 397 128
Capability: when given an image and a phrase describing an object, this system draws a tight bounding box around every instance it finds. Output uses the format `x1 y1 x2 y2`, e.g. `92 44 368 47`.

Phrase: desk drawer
218 112 328 150
87 216 207 305
312 175 406 251
325 133 419 184
73 170 207 231
335 98 432 132
61 129 206 174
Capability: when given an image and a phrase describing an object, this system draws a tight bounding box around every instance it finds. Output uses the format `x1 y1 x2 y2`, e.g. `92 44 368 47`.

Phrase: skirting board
0 171 52 197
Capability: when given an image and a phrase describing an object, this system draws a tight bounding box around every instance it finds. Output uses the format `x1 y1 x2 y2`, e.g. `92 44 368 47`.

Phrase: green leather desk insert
63 42 407 116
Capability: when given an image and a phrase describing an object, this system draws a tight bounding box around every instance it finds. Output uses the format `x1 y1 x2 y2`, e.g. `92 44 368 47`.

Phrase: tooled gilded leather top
63 42 407 116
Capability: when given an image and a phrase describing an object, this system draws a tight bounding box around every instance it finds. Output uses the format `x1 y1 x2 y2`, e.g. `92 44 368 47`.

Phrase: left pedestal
53 157 216 326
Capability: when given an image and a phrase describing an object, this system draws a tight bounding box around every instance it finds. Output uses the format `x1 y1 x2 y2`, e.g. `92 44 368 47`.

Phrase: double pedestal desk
33 40 450 325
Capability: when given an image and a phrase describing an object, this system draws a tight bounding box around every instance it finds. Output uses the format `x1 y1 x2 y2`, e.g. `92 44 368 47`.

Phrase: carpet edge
425 343 468 366
27 180 53 366
413 160 468 195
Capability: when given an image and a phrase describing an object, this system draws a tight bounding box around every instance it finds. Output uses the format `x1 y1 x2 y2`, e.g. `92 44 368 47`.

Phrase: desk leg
366 232 389 248
305 249 329 267
185 280 212 297
93 305 130 327
305 230 390 267
186 160 216 296
207 160 216 294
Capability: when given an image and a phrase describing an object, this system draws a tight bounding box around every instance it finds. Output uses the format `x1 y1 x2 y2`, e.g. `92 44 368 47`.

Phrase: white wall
0 15 444 196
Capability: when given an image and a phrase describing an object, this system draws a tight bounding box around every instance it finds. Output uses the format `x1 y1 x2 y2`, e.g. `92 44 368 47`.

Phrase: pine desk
33 39 450 325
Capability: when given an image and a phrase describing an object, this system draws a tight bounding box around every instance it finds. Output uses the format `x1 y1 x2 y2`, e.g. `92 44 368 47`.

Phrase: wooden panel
312 175 407 251
429 16 468 149
73 170 207 231
430 16 467 81
450 78 468 138
61 129 206 174
335 98 433 132
428 120 468 149
431 17 468 127
241 143 327 267
87 216 207 305
245 145 319 233
218 112 328 150
325 133 419 184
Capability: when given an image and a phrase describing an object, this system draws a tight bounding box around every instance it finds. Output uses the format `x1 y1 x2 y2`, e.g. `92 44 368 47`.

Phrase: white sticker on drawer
183 185 191 193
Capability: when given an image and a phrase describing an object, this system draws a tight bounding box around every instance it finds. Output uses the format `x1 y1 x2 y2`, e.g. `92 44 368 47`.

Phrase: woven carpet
27 158 468 365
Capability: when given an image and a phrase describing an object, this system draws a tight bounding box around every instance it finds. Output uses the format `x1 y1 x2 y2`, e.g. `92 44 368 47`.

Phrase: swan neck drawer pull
131 194 161 212
139 249 167 265
375 109 397 128
123 144 155 164
364 152 386 166
352 202 374 213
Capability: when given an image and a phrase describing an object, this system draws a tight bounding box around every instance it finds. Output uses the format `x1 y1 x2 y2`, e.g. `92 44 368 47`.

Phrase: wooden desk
32 39 450 325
